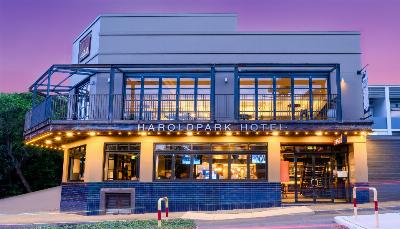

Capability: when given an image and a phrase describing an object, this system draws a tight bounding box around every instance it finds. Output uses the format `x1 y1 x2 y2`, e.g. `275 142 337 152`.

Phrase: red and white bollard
157 197 169 228
353 187 379 228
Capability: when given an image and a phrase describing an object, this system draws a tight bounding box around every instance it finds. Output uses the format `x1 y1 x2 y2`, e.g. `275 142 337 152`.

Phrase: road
195 207 400 229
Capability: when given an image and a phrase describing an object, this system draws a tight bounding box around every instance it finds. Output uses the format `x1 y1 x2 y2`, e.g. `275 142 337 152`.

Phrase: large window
104 143 140 181
154 143 268 181
124 74 211 121
68 145 86 181
239 75 330 120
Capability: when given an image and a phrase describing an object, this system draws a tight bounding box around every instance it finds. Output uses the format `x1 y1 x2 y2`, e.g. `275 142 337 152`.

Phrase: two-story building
24 14 372 214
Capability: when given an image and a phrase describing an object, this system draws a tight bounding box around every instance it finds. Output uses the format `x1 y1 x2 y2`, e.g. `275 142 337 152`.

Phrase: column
268 139 281 182
352 142 369 183
62 149 69 182
140 139 154 182
84 138 104 182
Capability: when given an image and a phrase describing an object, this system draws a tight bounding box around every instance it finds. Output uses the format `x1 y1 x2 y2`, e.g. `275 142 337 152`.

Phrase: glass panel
68 146 86 181
294 78 310 120
179 78 195 120
312 78 329 120
211 155 229 180
124 78 141 120
143 78 159 120
194 155 210 179
161 78 177 120
175 154 191 179
107 153 139 181
230 154 248 179
276 78 292 120
156 154 173 180
258 78 274 120
250 154 266 179
240 78 256 120
197 78 211 120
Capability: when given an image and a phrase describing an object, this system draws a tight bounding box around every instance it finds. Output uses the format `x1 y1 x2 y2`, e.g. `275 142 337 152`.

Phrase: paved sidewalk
0 200 399 226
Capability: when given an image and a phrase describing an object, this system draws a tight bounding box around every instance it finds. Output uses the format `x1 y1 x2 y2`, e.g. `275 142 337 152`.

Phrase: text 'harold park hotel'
23 14 375 214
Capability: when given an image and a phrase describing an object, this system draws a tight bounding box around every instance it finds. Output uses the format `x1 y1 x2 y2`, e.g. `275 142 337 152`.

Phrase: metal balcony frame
29 63 342 125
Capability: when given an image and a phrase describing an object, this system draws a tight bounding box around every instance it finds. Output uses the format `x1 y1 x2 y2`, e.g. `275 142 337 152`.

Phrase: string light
88 131 96 136
226 131 232 136
272 131 279 136
315 131 323 136
187 131 193 136
66 132 73 137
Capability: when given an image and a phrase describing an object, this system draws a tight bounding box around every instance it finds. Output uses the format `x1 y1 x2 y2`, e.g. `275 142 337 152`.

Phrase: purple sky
1 0 399 93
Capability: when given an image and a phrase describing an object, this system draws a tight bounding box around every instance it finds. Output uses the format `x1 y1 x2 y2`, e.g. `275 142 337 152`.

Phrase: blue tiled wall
60 182 281 215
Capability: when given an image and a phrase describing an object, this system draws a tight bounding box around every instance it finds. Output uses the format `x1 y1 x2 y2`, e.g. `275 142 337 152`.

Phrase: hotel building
24 14 374 214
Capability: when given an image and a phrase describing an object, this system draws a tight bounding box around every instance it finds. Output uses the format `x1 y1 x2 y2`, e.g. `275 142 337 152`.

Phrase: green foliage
35 219 196 229
0 93 63 198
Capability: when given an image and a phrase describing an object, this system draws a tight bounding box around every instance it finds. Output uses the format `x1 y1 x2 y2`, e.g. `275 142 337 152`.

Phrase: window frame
67 145 86 182
103 143 141 182
123 73 213 121
153 143 268 182
237 73 331 120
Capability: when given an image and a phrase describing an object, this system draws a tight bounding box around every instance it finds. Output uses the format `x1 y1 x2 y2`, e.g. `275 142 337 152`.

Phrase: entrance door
295 153 334 203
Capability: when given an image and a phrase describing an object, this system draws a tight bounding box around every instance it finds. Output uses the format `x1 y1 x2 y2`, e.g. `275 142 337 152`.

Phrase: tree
0 93 63 198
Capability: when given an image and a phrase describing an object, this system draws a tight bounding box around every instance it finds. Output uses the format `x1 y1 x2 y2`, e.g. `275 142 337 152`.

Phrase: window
104 143 140 181
75 80 91 120
68 145 86 181
154 143 267 181
124 74 211 121
238 75 330 120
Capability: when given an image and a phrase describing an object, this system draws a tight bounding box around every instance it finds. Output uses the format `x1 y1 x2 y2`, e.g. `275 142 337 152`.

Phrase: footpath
0 201 399 227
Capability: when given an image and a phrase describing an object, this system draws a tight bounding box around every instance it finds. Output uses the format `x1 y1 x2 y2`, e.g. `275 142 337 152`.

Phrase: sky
0 0 399 93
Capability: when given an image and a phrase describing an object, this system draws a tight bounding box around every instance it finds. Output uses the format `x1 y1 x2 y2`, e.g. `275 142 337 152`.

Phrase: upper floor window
239 75 332 121
124 74 211 121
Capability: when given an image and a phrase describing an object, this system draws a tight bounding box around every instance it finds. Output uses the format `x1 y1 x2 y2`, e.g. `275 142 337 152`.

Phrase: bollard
157 197 169 228
353 187 379 228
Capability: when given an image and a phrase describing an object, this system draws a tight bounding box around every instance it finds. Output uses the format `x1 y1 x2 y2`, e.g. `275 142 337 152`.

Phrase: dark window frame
67 145 86 182
103 143 141 181
153 143 268 182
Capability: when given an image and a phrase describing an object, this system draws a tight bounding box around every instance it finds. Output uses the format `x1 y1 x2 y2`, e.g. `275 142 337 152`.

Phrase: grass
35 219 196 229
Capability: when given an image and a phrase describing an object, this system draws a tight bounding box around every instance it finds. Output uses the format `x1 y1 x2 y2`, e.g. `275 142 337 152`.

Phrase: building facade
24 14 372 215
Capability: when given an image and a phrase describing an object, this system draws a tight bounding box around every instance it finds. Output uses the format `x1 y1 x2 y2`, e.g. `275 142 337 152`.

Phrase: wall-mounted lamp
224 77 228 84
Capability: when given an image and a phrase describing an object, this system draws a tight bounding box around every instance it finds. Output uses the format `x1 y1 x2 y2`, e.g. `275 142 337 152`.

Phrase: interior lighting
88 131 96 136
66 132 73 137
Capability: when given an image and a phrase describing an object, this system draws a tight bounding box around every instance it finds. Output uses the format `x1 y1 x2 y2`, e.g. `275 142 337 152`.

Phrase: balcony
24 93 339 133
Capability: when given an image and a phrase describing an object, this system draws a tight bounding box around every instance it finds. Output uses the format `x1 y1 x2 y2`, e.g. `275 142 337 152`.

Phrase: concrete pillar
84 138 104 182
62 149 69 182
268 138 281 182
140 139 154 182
351 142 369 183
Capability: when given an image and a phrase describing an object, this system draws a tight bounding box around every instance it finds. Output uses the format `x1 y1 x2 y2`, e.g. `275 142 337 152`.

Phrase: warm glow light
96 132 100 135
361 131 367 136
157 132 161 135
272 131 279 136
236 131 240 135
88 131 96 136
66 132 73 137
246 131 249 135
177 132 181 135
54 136 61 141
167 132 171 135
216 132 220 135
187 131 193 136
354 131 358 135
226 131 232 136
315 131 323 136
140 132 147 136
118 132 122 135
255 131 259 135
108 132 112 135
61 145 66 148
206 132 210 135
57 132 62 135
305 132 309 135
285 131 289 135
334 132 339 135
344 132 348 135
324 132 328 135
45 140 52 145
295 132 299 135
77 132 81 135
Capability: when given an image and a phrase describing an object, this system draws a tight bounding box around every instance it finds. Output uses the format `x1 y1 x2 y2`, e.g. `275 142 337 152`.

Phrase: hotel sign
138 123 286 132
78 33 91 62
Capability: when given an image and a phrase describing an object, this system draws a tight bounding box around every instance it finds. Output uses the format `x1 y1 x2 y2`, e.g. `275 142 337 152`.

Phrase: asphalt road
195 207 400 229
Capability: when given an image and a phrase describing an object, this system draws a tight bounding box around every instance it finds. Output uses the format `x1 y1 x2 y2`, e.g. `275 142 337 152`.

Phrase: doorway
281 145 350 203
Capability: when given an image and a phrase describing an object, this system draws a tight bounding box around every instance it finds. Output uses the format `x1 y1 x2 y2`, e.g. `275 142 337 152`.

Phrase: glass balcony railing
24 93 339 131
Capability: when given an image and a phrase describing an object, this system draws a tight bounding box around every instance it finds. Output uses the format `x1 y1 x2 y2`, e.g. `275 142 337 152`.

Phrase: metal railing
24 93 339 131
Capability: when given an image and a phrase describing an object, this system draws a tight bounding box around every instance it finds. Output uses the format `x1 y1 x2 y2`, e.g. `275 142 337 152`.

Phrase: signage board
334 134 347 146
362 72 370 114
137 123 285 132
78 33 91 62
